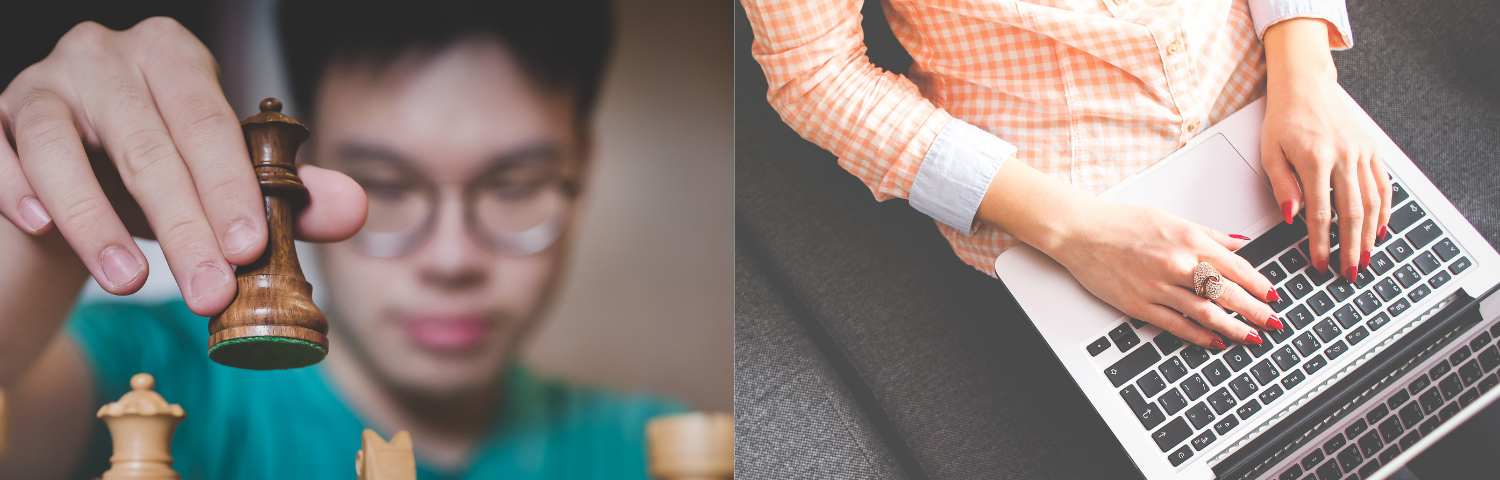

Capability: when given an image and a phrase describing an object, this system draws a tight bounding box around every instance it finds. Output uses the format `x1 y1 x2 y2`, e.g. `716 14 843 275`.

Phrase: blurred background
66 0 732 411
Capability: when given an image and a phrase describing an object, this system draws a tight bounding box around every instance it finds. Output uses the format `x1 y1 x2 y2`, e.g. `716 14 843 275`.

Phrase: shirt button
1188 120 1202 132
1112 0 1129 4
1167 40 1184 55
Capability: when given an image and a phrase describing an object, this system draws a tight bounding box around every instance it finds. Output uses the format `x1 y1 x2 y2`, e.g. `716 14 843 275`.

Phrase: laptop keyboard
1276 323 1500 480
1087 182 1476 469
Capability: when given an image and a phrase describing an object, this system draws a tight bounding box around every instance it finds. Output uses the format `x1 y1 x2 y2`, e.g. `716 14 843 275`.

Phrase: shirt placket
1157 19 1201 146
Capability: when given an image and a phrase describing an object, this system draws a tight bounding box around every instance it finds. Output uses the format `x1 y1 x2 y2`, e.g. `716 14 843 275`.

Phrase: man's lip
400 314 492 353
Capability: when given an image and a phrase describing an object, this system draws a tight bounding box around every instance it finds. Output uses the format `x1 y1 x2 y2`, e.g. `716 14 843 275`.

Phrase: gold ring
1193 262 1226 300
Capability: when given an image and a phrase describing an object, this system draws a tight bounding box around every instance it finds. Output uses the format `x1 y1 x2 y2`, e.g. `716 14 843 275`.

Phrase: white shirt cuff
1248 0 1354 49
909 119 1014 234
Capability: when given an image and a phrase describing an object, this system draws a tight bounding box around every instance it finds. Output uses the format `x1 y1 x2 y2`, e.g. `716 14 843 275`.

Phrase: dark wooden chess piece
206 98 328 370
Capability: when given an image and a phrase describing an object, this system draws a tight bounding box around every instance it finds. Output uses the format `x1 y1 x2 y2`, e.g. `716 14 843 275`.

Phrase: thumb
1262 142 1302 225
293 164 368 242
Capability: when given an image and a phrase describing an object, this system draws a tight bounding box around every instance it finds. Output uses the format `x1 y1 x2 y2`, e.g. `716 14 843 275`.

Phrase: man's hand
1262 18 1390 280
0 18 366 316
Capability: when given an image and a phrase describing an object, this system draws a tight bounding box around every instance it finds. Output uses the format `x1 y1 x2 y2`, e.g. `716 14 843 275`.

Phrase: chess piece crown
97 373 185 480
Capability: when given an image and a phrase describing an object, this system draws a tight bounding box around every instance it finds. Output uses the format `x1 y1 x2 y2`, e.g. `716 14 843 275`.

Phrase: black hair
277 0 614 124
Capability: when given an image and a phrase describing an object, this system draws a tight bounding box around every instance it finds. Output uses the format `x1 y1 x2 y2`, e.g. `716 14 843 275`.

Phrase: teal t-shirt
65 300 686 480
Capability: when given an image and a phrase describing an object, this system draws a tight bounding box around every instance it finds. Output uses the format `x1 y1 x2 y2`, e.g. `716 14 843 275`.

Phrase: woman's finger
7 89 149 294
1357 156 1380 259
129 17 268 266
1196 224 1252 251
1372 156 1393 242
1131 303 1224 350
1331 156 1364 279
1262 140 1303 227
1297 157 1335 276
1160 284 1263 347
1210 276 1282 332
1203 244 1277 304
0 127 53 235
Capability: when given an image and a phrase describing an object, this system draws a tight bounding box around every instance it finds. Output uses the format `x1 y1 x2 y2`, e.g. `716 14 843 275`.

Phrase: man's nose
412 194 487 290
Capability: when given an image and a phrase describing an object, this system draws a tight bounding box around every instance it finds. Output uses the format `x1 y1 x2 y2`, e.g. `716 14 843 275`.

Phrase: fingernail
223 222 258 256
1211 339 1228 350
1346 265 1358 279
1230 234 1251 240
18 196 51 232
100 246 142 288
1266 288 1280 302
1244 332 1263 345
1316 259 1328 274
190 264 230 302
1281 201 1295 224
1378 225 1388 241
1360 251 1371 270
1266 316 1283 330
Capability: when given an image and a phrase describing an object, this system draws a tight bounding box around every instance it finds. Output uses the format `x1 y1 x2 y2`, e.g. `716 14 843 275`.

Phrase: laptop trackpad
1107 134 1277 235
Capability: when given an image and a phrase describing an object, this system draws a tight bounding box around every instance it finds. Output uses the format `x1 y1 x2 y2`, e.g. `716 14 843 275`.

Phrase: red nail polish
1378 225 1388 241
1211 339 1228 350
1281 201 1295 224
1316 259 1328 274
1361 250 1371 270
1244 332 1263 345
1230 234 1251 240
1266 289 1280 302
1346 265 1358 279
1266 316 1283 330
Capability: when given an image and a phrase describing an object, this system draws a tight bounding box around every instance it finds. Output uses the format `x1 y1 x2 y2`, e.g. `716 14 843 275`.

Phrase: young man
0 1 684 478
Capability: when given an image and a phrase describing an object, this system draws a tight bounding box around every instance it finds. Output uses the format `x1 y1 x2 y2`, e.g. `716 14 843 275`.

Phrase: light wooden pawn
647 412 734 480
356 429 416 480
97 373 185 480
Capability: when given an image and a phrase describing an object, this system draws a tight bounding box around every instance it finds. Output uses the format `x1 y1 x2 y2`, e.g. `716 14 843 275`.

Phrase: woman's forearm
0 222 90 387
974 158 1099 257
1265 18 1338 97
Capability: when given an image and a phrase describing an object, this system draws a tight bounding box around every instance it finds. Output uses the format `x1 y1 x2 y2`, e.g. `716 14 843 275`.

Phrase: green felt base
208 337 327 370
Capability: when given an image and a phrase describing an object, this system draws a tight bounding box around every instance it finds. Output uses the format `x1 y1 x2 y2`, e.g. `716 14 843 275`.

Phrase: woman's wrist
1265 18 1338 99
975 158 1099 257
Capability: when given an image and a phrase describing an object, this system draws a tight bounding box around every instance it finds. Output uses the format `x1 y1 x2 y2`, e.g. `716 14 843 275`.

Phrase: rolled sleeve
1249 0 1353 50
909 118 1015 233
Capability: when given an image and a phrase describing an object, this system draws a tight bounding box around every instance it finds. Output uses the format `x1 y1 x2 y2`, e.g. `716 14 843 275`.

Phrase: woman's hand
1262 18 1389 280
0 18 366 316
978 161 1281 350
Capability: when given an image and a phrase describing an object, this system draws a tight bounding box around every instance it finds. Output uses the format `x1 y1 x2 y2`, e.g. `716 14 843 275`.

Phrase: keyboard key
1484 375 1498 393
1139 371 1168 398
1152 417 1193 452
1408 284 1432 303
1307 291 1336 316
1168 444 1194 467
1236 398 1262 420
1250 359 1280 385
1204 360 1232 386
1399 401 1423 429
1238 219 1307 267
1105 343 1161 387
1306 261 1335 285
1087 337 1112 356
1121 385 1149 411
1388 298 1413 318
1269 288 1294 313
1213 413 1239 435
1388 389 1410 412
1381 445 1403 464
1492 323 1500 339
1356 428 1382 457
1409 374 1432 396
1313 318 1342 343
1268 322 1296 344
1332 304 1361 329
1155 333 1184 354
1375 278 1404 302
1327 280 1357 303
1428 270 1452 289
1285 305 1316 330
1292 331 1322 357
1230 374 1259 400
1324 340 1349 360
1301 449 1326 471
1182 346 1210 368
1394 264 1421 288
1388 201 1426 235
1304 355 1327 375
1279 465 1302 480
1359 460 1382 478
1337 444 1364 472
1115 330 1140 352
1420 417 1441 435
1261 261 1289 286
1208 388 1237 415
1413 251 1442 275
1191 429 1216 451
1408 220 1443 249
1369 251 1394 274
1430 360 1452 379
1272 345 1302 371
1479 346 1500 371
1316 459 1342 480
1354 267 1377 289
1387 238 1415 262
1131 318 1149 329
1470 331 1492 351
1382 413 1407 444
1433 238 1461 261
1367 403 1389 424
1368 312 1392 331
1185 402 1215 429
1159 357 1188 383
1439 402 1461 422
1451 345 1472 365
1324 433 1347 455
1399 431 1422 450
1226 347 1254 372
1390 182 1409 205
1286 274 1314 300
1259 383 1284 405
1248 337 1276 357
1419 388 1443 414
1439 373 1464 400
1346 326 1370 346
1460 388 1480 408
1281 249 1309 273
1160 388 1189 415
1109 323 1133 340
1451 256 1472 275
1182 374 1210 400
1282 369 1306 390
1355 291 1383 315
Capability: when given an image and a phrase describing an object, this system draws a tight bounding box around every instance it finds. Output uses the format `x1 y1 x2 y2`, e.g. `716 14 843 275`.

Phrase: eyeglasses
335 145 578 258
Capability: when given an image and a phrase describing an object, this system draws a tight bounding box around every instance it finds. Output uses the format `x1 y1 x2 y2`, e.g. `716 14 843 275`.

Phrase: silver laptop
994 91 1500 480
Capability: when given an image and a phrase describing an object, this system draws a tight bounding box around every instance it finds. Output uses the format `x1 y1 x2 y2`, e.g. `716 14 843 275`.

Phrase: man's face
310 37 585 397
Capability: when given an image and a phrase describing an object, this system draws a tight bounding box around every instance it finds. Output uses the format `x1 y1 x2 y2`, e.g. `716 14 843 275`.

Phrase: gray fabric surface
733 0 1500 478
734 243 910 480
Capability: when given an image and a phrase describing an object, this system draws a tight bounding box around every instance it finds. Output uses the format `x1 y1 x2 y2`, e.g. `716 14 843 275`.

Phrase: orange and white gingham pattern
745 0 1278 276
